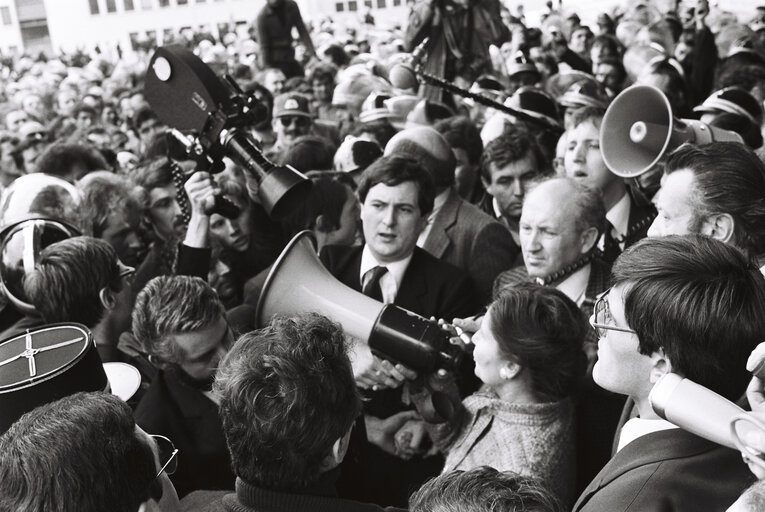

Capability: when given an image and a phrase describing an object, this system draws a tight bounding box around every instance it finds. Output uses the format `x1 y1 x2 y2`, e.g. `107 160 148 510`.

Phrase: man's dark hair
24 236 122 327
132 105 158 133
352 119 398 147
409 466 564 512
612 235 765 401
72 103 97 120
0 392 155 512
568 106 606 131
664 142 765 257
214 313 362 491
358 155 436 215
132 157 173 191
490 283 587 400
75 171 141 239
277 135 336 171
281 175 351 237
480 123 547 182
132 275 225 365
33 142 108 181
434 116 483 165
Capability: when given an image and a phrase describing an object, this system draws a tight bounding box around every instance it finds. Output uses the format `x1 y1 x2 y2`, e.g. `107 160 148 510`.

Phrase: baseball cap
273 93 312 118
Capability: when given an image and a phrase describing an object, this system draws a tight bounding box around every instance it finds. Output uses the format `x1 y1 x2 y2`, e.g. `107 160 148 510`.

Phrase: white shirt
417 189 450 247
616 417 679 452
555 264 591 307
359 244 413 304
598 191 631 252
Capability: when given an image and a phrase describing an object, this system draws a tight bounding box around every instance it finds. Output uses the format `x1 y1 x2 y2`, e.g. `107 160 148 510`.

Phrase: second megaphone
600 85 743 178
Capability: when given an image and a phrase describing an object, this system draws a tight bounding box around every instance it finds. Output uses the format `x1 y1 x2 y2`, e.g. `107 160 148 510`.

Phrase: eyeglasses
150 434 179 479
278 116 309 128
118 262 136 285
589 288 637 338
731 413 765 473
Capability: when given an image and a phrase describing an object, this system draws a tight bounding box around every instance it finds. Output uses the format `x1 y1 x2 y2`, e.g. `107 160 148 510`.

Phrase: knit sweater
434 386 576 505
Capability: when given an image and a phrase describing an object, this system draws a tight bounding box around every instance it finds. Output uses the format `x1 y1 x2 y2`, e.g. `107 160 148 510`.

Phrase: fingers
748 376 765 412
452 315 482 335
747 342 765 377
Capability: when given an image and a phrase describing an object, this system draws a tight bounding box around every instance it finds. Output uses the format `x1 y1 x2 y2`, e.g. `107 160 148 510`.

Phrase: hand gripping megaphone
256 231 464 376
600 85 744 178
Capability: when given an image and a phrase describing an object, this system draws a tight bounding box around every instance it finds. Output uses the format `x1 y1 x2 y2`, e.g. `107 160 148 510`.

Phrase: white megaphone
255 231 463 374
649 373 756 450
600 85 744 178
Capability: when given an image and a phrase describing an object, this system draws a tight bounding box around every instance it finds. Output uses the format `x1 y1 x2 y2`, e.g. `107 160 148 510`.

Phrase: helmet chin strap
534 251 594 287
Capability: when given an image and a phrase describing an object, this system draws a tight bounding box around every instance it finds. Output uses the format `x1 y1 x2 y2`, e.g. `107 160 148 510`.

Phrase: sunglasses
278 116 309 128
589 288 637 338
150 434 179 479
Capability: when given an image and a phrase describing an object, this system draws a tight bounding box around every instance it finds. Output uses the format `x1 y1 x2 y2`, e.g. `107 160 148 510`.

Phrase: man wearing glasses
0 391 182 512
574 235 765 511
133 275 236 498
269 92 313 157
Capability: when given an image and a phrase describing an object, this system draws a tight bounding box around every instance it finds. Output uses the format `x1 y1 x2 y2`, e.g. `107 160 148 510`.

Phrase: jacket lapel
422 189 460 259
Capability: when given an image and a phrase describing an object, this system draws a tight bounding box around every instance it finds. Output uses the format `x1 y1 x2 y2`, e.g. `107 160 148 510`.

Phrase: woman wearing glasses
402 282 588 506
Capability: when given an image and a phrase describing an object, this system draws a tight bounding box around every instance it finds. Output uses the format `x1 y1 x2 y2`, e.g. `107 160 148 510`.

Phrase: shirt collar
607 190 631 238
616 416 679 452
360 244 413 292
492 196 503 219
555 263 591 307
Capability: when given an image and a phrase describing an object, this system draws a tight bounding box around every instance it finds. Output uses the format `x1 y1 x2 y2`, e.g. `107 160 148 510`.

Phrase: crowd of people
1 0 765 510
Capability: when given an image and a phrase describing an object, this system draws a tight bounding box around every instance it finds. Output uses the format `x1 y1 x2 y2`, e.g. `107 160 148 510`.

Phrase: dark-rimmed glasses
589 288 637 338
150 434 179 479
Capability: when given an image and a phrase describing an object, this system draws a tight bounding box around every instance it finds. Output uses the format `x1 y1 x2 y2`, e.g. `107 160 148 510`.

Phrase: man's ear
649 348 673 385
319 426 353 472
579 226 599 254
499 361 522 380
704 213 735 245
315 214 333 234
99 287 116 311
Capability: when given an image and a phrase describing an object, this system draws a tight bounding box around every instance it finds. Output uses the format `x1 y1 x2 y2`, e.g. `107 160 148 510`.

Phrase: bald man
384 126 519 303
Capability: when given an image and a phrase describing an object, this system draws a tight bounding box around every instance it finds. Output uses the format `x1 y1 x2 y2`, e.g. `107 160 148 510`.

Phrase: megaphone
256 231 463 374
649 373 756 450
600 85 744 178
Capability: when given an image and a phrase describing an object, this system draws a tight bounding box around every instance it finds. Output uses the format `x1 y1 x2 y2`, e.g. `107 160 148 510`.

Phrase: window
106 0 117 11
335 2 343 10
158 0 169 6
376 0 385 7
124 0 134 10
88 0 100 14
177 0 188 4
0 6 11 25
364 0 371 7
393 0 401 5
348 0 357 10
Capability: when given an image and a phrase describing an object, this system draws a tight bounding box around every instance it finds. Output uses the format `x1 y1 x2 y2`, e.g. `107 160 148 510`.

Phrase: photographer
404 0 509 106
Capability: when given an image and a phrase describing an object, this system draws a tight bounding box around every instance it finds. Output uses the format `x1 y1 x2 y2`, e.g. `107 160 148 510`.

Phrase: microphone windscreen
389 63 418 90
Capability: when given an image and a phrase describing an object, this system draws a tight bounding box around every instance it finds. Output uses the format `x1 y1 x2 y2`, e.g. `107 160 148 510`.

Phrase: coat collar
421 188 461 259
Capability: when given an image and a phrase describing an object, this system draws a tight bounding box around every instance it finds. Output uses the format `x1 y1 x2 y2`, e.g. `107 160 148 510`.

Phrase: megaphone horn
256 231 463 373
600 85 744 178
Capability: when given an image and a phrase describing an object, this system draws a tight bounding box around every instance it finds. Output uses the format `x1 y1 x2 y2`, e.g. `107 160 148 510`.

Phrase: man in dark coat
574 235 765 511
320 155 476 506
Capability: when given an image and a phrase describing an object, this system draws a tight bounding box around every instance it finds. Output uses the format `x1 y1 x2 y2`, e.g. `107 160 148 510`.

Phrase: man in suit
491 176 619 494
564 106 656 264
477 123 550 268
384 126 518 305
132 275 236 498
320 155 475 506
648 142 765 273
574 235 765 511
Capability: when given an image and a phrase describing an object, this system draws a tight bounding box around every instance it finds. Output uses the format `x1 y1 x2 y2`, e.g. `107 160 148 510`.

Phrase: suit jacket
135 369 235 498
422 188 519 306
598 186 657 265
320 244 476 506
574 428 755 511
320 244 477 322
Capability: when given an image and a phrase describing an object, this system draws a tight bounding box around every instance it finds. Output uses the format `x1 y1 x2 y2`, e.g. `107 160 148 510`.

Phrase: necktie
362 266 388 302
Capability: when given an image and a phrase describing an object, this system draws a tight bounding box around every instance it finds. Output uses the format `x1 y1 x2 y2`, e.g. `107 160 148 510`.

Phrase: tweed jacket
434 386 576 505
421 188 520 306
